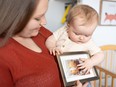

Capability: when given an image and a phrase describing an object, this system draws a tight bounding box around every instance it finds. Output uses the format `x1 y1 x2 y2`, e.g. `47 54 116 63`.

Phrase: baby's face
67 19 97 43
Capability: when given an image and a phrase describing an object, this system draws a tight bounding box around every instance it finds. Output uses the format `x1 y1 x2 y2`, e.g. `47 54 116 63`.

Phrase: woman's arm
0 61 14 87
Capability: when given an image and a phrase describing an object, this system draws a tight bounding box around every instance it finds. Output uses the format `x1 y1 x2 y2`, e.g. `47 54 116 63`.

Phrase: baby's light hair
67 4 99 25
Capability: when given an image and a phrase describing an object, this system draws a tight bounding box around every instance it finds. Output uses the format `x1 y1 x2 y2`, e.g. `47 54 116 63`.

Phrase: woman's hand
75 80 88 87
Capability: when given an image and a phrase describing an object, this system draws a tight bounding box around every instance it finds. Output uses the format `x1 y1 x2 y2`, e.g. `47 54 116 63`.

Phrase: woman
0 0 88 87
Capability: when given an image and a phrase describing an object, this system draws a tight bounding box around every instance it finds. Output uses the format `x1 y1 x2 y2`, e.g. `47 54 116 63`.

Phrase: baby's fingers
85 69 90 74
53 49 63 55
82 68 90 75
49 48 56 55
49 49 53 55
53 49 57 55
77 63 83 67
55 49 61 55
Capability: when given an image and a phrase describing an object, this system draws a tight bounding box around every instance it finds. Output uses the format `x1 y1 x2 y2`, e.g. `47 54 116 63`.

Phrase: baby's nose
79 36 84 40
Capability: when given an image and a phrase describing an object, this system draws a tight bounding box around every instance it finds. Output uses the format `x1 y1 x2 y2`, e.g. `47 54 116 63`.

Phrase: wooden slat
96 66 116 78
95 66 116 87
99 71 102 87
94 45 116 87
105 51 108 69
100 45 116 50
111 77 114 87
94 80 96 87
105 74 108 87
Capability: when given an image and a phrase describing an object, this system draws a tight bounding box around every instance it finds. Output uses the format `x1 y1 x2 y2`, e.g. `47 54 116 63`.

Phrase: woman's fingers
76 80 82 87
76 80 89 87
82 82 89 87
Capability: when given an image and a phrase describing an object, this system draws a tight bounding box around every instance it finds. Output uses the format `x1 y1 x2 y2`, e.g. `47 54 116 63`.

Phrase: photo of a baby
68 59 90 76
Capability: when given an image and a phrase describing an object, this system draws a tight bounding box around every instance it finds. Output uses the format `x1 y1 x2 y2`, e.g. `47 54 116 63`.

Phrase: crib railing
94 45 116 87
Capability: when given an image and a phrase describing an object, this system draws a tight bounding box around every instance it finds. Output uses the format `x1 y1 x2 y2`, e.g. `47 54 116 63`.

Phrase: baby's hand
77 58 93 74
49 47 63 56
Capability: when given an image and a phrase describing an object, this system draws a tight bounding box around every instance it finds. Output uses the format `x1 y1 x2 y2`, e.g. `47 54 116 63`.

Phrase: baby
46 4 104 86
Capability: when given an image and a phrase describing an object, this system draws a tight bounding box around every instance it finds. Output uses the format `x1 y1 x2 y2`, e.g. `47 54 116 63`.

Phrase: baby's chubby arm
45 35 63 55
90 51 104 66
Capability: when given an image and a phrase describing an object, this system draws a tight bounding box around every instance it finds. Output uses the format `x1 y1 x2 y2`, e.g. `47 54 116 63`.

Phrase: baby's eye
74 32 78 35
85 35 90 37
35 18 40 21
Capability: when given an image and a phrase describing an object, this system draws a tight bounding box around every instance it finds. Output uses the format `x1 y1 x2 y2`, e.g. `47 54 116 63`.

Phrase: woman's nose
40 16 47 25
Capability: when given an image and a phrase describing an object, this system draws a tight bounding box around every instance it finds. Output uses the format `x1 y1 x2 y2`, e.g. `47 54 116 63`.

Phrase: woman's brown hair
0 0 37 46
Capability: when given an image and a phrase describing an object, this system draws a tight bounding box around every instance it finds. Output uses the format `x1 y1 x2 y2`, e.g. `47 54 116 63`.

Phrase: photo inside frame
57 51 99 87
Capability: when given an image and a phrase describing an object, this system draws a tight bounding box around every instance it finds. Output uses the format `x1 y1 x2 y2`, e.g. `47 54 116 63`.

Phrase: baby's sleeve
86 39 102 56
53 26 66 40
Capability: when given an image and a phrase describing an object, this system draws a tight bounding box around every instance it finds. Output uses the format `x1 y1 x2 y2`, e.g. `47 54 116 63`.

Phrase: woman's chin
31 32 39 37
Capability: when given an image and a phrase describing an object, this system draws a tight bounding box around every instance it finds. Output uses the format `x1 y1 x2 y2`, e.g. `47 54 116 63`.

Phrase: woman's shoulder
0 42 15 66
0 39 16 57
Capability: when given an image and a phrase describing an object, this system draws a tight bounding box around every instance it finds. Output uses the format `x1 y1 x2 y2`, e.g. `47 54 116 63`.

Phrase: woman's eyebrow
36 13 45 18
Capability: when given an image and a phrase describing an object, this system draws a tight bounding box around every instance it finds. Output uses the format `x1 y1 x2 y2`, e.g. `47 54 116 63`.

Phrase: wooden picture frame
57 51 99 87
99 0 116 26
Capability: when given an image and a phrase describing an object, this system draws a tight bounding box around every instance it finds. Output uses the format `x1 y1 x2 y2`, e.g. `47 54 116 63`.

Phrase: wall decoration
99 0 116 26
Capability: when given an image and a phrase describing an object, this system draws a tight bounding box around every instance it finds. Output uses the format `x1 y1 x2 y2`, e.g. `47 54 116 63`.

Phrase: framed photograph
57 51 99 87
99 0 116 26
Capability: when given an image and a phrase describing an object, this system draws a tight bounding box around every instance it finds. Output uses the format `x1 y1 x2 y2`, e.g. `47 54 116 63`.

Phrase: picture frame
99 0 116 26
57 51 99 87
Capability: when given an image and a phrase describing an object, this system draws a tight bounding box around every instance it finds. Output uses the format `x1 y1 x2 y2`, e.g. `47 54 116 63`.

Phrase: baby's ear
67 23 70 27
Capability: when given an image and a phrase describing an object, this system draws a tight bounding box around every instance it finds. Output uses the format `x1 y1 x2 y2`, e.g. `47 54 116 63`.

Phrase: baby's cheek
83 37 91 42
